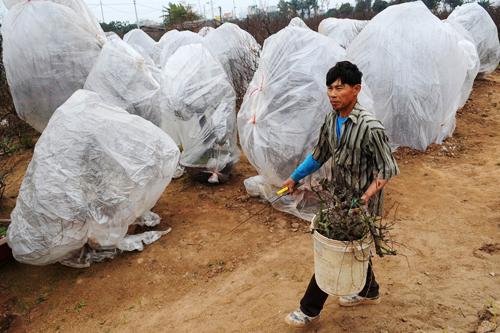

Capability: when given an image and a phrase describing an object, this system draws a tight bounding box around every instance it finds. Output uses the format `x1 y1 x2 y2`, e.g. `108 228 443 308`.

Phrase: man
283 61 399 328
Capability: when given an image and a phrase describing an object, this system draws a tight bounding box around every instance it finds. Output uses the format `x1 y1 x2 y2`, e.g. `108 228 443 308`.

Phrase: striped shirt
312 103 400 216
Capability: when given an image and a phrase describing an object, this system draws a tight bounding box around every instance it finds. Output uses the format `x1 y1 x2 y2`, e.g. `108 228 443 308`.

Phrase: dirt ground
0 71 499 333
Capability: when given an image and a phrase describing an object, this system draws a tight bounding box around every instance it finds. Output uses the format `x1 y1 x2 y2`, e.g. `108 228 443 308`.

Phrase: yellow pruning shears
276 186 290 197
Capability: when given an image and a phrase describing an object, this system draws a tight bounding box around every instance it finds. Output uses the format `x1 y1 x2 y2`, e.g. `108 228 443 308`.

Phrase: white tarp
84 38 162 126
202 23 260 93
123 28 156 60
1 0 103 132
347 1 473 150
237 26 348 220
447 3 500 75
318 18 368 49
160 44 239 184
7 90 180 267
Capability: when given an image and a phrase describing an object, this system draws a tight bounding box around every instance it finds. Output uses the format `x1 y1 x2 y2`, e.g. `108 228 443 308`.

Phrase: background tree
443 0 463 10
372 0 389 12
278 0 291 17
354 0 372 13
326 8 339 16
288 0 302 16
305 0 319 17
422 0 441 10
338 2 354 16
477 0 491 9
162 3 200 24
100 21 136 35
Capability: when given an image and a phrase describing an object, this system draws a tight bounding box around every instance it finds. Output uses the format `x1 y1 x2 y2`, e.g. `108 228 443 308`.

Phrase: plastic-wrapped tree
160 44 239 184
84 38 162 126
238 26 348 220
3 0 105 39
1 0 104 132
318 18 368 49
150 30 203 68
123 28 157 60
202 23 260 104
158 30 203 68
347 1 474 150
447 3 500 75
7 90 180 267
443 20 480 107
288 17 310 29
198 26 214 37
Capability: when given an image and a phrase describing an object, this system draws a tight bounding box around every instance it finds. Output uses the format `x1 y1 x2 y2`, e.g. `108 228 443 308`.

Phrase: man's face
327 79 361 111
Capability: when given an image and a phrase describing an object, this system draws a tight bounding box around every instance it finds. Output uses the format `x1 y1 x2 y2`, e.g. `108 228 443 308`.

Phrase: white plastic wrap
105 31 121 42
84 38 161 126
447 3 500 75
443 21 480 107
288 17 309 29
318 18 368 49
198 26 214 37
1 1 103 132
202 23 260 91
158 30 203 68
346 1 472 150
3 0 105 39
237 26 347 220
7 90 180 266
123 28 157 60
160 44 239 184
151 29 202 67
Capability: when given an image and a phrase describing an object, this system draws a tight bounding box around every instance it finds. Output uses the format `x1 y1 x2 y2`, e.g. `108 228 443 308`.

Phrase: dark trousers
299 260 379 317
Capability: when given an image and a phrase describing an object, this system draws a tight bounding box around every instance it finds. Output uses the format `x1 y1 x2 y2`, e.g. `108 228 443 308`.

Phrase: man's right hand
282 178 296 193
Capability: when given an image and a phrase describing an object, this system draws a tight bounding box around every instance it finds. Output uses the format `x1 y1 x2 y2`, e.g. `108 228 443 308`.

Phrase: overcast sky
0 0 343 23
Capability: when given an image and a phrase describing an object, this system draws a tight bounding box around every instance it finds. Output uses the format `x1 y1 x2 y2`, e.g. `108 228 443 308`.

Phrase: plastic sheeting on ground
202 23 260 93
318 18 368 49
160 44 239 184
347 1 474 151
447 3 500 75
237 26 347 220
7 90 180 267
1 0 104 132
123 28 156 60
84 38 161 126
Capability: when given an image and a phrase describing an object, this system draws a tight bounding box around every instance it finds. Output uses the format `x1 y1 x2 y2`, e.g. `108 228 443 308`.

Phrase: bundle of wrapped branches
314 181 397 257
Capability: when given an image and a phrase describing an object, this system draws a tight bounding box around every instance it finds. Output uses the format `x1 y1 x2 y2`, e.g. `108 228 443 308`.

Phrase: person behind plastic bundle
283 61 400 328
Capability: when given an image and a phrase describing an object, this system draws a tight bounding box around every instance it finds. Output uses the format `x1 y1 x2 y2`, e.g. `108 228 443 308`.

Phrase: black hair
326 61 362 86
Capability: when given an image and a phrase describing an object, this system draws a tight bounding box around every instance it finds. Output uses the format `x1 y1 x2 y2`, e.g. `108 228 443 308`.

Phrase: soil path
0 71 499 333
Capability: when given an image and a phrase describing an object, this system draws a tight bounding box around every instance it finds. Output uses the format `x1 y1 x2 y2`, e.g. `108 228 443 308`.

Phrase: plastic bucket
312 214 371 296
